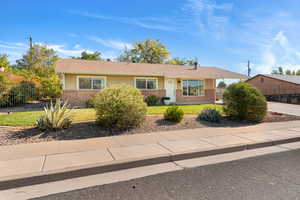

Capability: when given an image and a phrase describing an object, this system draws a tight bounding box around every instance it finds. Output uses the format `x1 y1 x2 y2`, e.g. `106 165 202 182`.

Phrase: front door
165 79 176 102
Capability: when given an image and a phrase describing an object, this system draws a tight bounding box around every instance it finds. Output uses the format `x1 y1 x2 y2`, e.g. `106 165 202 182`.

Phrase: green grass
0 104 222 126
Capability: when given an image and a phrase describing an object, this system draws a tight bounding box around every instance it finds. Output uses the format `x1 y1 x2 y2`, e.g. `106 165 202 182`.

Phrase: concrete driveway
268 102 300 116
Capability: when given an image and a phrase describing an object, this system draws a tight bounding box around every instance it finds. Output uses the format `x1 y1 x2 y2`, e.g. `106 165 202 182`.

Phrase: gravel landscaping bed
1 112 300 146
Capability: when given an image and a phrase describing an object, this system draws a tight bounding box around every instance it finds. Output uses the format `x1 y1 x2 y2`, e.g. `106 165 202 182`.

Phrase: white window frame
134 77 158 90
77 76 107 90
181 80 205 96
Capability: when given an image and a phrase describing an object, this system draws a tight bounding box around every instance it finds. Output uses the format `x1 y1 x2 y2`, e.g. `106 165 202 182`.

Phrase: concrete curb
1 136 300 190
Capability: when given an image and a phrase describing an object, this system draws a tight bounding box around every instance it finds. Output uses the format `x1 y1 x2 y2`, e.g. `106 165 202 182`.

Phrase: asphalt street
34 149 300 200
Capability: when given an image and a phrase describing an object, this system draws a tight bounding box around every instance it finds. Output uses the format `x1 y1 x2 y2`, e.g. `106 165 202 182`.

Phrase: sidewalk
1 120 300 189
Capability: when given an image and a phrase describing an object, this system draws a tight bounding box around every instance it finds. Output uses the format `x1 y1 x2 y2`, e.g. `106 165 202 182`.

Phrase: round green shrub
86 96 96 108
164 105 184 123
198 107 222 122
145 95 161 106
94 84 147 129
223 82 267 122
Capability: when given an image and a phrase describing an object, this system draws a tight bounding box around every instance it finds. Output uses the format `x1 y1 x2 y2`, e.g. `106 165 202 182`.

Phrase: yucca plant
36 99 72 131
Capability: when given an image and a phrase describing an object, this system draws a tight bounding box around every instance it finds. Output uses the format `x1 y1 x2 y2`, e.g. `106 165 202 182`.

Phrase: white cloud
253 31 300 74
68 10 174 31
184 0 233 39
67 33 78 38
88 36 132 50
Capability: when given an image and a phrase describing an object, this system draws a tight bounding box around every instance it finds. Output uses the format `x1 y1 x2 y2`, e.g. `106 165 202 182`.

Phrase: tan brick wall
62 90 99 106
62 89 166 106
140 89 166 98
176 89 215 104
247 75 300 95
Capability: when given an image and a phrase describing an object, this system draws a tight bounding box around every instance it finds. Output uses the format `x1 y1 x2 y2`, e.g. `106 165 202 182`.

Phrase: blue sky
1 0 300 75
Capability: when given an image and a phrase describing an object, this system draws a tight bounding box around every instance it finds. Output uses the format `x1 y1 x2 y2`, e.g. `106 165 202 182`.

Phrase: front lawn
0 104 222 126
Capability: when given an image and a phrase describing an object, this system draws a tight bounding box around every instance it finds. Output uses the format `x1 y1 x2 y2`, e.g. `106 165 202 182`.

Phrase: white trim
134 77 159 90
181 79 205 97
77 75 107 90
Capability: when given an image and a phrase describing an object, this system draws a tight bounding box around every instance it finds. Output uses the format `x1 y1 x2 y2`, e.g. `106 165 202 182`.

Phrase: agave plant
36 99 72 131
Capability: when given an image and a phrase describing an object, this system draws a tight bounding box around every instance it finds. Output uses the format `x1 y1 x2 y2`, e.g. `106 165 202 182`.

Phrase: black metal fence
0 82 39 108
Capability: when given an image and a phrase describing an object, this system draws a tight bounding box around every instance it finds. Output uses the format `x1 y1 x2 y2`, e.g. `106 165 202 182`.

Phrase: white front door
165 79 176 102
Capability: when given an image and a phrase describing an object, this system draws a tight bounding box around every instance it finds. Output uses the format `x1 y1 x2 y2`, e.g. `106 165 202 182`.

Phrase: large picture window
135 78 157 90
78 77 105 90
182 80 204 96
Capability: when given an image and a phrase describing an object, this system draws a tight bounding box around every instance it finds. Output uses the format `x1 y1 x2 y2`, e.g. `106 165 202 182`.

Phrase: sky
1 0 300 76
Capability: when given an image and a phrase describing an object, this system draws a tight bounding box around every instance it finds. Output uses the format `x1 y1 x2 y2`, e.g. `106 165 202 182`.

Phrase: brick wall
62 90 99 106
140 89 166 98
62 89 166 106
176 89 215 104
247 75 300 95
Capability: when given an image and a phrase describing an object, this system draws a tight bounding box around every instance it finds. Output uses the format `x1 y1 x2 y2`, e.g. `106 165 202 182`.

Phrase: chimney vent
194 61 198 70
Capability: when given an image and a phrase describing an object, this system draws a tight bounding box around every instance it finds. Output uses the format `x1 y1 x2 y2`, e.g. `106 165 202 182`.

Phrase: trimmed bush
94 84 147 129
223 82 267 122
36 99 72 131
198 107 222 122
86 96 96 108
145 95 161 106
164 105 184 123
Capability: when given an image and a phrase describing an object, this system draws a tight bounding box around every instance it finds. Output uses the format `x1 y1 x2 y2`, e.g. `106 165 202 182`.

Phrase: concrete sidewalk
1 120 300 189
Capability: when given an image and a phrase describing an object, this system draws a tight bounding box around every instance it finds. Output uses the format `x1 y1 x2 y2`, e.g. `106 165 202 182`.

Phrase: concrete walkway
1 120 300 189
268 102 300 116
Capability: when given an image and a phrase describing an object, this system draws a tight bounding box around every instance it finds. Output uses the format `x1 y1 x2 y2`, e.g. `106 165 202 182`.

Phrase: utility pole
29 36 33 49
247 60 251 77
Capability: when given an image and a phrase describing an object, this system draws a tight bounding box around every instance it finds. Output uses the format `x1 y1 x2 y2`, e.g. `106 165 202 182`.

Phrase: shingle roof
261 74 300 85
55 59 248 79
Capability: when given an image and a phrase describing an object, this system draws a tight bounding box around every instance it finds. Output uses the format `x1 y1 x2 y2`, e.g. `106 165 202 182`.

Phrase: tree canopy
272 67 300 76
165 57 197 66
117 38 170 64
0 54 10 71
217 81 227 89
15 44 61 98
72 51 102 60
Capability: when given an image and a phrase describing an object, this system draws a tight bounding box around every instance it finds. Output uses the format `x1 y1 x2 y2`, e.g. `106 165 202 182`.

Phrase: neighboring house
55 59 247 106
246 74 300 103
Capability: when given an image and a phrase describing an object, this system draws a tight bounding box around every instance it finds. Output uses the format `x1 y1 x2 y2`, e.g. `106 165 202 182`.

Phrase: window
135 78 157 90
78 77 105 90
182 80 204 96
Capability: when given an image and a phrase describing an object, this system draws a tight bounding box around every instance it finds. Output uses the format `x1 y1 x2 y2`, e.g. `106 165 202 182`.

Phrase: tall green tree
72 51 102 60
165 57 197 66
16 44 61 98
272 67 284 75
217 81 227 89
0 54 10 71
117 38 170 64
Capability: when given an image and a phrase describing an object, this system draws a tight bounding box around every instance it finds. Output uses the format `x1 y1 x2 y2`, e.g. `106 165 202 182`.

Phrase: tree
117 38 170 64
285 69 292 75
272 67 284 75
296 70 300 76
16 44 61 98
217 81 227 89
72 51 102 60
0 54 10 71
165 57 197 66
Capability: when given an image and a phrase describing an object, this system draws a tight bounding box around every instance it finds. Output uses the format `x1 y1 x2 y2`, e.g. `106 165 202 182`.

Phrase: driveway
268 102 300 116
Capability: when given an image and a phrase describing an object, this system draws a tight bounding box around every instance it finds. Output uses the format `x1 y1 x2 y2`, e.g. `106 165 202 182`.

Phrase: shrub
164 105 184 123
36 99 72 131
145 95 161 106
198 107 222 122
223 82 267 122
86 96 96 108
94 84 147 129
